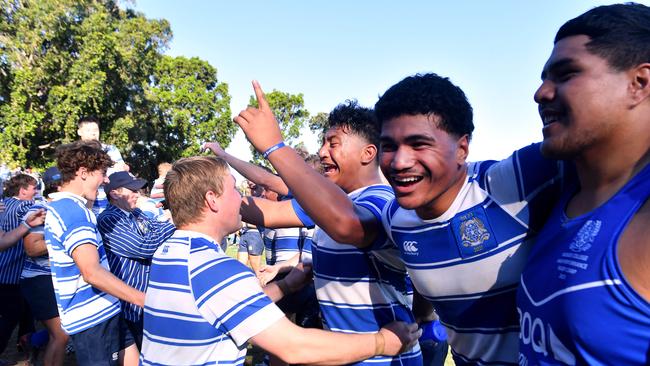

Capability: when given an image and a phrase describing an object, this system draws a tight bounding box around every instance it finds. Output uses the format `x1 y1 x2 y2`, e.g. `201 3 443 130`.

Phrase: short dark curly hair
555 3 650 71
374 73 474 140
56 140 113 184
326 100 379 147
3 174 37 197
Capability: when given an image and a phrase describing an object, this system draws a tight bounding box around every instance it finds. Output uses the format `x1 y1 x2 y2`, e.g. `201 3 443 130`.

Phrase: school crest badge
451 207 497 258
460 217 491 248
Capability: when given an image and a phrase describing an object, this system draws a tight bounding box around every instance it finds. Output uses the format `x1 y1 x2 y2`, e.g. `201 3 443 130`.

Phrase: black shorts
70 314 135 366
20 275 59 321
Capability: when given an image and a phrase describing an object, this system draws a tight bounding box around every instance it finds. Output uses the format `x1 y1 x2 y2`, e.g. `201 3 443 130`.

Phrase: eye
380 142 396 152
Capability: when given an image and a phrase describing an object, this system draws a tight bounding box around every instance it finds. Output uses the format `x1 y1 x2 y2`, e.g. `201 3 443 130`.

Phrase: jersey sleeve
189 249 284 347
355 186 394 250
58 205 100 256
290 199 315 227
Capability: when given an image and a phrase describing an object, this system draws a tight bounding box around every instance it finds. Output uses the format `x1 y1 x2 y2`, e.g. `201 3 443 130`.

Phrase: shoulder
618 198 650 301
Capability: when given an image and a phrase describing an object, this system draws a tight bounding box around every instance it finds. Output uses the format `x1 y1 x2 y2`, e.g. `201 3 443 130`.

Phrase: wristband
277 279 291 295
263 141 286 159
21 221 32 230
374 331 385 356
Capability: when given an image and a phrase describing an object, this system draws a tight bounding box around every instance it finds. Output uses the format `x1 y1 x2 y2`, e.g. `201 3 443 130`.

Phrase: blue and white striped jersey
0 197 34 284
296 184 422 366
98 205 175 322
141 230 285 366
45 192 121 334
21 201 51 278
382 144 568 365
262 227 302 265
517 163 650 365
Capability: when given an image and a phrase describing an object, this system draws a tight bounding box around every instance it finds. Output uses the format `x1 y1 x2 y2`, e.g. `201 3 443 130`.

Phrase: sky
133 0 647 176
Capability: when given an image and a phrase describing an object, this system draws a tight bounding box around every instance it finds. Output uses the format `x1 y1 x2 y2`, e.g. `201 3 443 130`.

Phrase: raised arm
0 209 45 251
240 196 304 228
234 81 379 247
203 142 289 196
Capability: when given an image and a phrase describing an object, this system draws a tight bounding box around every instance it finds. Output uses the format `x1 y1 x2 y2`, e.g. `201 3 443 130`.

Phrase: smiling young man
98 171 175 350
516 4 650 365
235 76 571 365
234 99 424 366
140 156 420 366
45 141 145 366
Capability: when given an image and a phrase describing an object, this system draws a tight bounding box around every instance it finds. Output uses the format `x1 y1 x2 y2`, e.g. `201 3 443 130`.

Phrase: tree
137 55 234 179
0 0 235 182
248 90 309 166
308 111 328 142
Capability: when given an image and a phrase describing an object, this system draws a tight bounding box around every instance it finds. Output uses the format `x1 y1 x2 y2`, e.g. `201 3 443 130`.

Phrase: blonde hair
164 156 229 227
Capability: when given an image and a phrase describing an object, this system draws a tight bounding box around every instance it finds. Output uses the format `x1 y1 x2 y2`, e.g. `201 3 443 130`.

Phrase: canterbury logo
403 241 418 254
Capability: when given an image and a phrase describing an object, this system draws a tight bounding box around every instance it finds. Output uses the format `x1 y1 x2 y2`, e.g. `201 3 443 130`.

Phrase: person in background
20 166 69 366
0 174 39 359
98 171 175 350
77 116 128 215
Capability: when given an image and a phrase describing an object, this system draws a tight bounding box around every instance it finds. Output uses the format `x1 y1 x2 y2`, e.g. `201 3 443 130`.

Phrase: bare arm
240 196 304 228
258 252 300 286
262 263 311 302
618 198 650 301
252 317 420 365
204 142 289 196
23 232 48 257
0 209 45 251
235 81 378 247
72 244 145 307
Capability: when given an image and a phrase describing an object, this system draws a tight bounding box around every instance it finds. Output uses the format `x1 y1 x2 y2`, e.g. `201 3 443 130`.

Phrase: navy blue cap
43 167 61 185
105 171 147 193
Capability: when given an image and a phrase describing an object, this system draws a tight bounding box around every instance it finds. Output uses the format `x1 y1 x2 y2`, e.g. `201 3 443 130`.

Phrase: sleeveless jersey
517 164 650 365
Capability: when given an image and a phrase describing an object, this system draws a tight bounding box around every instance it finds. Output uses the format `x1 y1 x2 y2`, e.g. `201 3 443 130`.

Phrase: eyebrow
541 58 574 80
379 134 435 143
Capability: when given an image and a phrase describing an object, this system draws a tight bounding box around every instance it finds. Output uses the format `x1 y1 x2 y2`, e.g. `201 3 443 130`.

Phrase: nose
390 146 414 171
534 79 555 105
104 176 110 184
317 143 328 159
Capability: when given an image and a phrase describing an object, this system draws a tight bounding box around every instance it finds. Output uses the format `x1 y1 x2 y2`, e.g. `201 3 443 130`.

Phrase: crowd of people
0 3 648 366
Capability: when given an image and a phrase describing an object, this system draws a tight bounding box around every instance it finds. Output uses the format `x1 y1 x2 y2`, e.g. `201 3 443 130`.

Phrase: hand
234 80 284 153
135 291 145 308
282 263 313 293
378 322 422 356
25 209 46 228
202 142 227 157
257 264 280 287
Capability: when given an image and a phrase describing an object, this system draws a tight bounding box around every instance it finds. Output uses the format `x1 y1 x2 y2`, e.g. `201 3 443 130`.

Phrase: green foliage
248 90 309 167
0 0 235 182
308 111 328 142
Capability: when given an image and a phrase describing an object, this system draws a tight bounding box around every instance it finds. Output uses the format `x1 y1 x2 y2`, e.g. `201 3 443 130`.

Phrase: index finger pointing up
252 80 270 111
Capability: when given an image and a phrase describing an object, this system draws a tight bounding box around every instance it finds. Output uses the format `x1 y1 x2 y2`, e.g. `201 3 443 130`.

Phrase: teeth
394 177 420 183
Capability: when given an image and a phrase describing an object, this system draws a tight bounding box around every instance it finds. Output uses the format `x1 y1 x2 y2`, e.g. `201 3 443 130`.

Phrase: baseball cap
43 167 61 185
105 171 147 193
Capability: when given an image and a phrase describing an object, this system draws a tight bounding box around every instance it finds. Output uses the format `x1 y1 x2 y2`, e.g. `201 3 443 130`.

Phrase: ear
79 166 88 180
456 134 470 165
360 144 378 165
205 191 220 213
629 63 650 106
77 127 82 137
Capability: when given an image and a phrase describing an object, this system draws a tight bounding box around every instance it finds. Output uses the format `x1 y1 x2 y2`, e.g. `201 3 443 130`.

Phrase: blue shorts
238 230 264 256
70 314 135 366
20 275 59 321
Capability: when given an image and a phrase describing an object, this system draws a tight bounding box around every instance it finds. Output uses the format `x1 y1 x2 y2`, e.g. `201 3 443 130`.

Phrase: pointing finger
252 80 270 111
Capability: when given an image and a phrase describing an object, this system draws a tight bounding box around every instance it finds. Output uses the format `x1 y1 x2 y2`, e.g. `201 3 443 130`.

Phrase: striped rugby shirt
98 204 175 322
0 197 34 284
262 227 302 265
293 184 422 366
45 192 121 334
140 230 284 366
382 144 569 365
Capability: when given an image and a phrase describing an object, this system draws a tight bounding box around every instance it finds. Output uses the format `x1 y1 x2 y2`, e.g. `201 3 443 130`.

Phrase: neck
341 164 384 193
416 163 468 220
179 220 225 244
59 180 86 198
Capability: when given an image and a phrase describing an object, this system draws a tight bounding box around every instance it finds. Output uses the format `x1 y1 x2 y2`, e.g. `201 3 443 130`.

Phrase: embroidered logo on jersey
161 245 169 255
402 241 418 255
460 217 490 248
569 220 601 252
451 207 497 258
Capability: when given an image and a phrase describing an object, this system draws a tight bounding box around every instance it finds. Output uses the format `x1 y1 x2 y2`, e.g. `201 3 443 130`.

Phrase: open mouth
321 163 338 175
540 109 564 127
391 175 423 188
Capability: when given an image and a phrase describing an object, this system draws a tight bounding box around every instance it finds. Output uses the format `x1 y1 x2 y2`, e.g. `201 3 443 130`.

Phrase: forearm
226 153 289 196
83 266 144 307
268 148 369 245
24 236 48 257
240 197 303 228
0 225 29 251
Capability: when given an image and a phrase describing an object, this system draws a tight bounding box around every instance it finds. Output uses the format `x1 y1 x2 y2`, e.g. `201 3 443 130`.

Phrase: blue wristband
263 141 286 159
